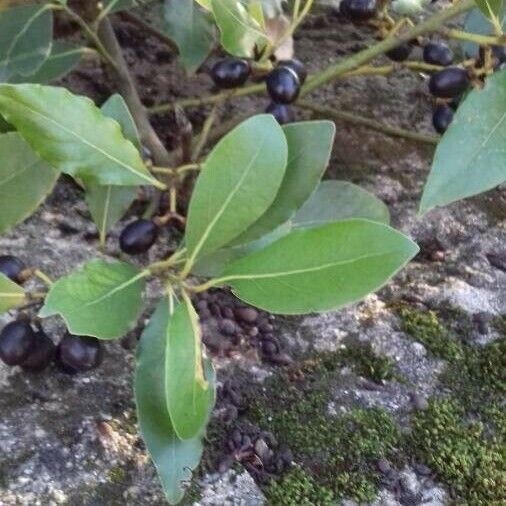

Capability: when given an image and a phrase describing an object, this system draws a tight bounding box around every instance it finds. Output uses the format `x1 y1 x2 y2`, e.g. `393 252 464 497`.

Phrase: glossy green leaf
39 259 145 339
0 84 161 187
474 0 503 19
135 299 215 504
0 4 53 81
186 114 287 263
192 224 289 278
10 41 83 84
421 70 506 213
166 295 212 440
0 273 25 313
85 94 139 245
221 219 418 314
0 114 11 132
292 181 390 228
211 0 267 57
0 132 59 234
232 121 336 245
163 0 216 71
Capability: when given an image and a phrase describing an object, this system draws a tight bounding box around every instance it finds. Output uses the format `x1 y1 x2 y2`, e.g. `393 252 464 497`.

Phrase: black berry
59 334 104 372
265 67 300 104
211 58 250 89
119 219 158 255
432 105 454 134
0 255 27 283
0 321 36 366
340 0 377 20
278 59 307 85
20 331 55 372
265 102 295 124
428 67 469 98
386 43 413 62
492 45 506 66
423 42 453 66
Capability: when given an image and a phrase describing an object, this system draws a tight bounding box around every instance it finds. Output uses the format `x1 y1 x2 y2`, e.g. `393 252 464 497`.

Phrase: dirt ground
0 5 505 506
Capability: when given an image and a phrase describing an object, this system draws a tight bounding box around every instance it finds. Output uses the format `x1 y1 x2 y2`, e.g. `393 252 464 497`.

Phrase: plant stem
441 28 506 46
33 270 53 287
301 0 475 95
297 101 439 145
192 105 219 161
97 18 171 169
52 3 119 70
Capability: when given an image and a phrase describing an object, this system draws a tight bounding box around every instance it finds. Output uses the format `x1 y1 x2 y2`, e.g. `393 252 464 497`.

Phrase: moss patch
410 399 505 505
248 353 402 503
393 302 464 359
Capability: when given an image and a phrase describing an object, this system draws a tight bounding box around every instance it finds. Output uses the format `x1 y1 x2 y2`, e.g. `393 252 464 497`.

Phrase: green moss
249 354 401 502
264 466 335 506
410 399 506 505
339 342 396 383
393 303 464 360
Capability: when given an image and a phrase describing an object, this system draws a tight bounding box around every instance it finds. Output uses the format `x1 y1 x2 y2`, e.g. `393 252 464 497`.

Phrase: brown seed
222 307 234 319
268 352 293 366
220 319 237 335
235 307 259 323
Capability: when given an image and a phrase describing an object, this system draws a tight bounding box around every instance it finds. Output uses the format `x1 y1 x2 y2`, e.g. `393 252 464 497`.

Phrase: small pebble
377 457 392 474
410 393 429 411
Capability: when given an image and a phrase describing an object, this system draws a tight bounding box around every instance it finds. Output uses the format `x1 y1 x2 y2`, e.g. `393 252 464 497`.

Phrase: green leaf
292 181 390 228
185 114 287 263
474 0 503 19
0 84 162 188
0 3 53 81
166 294 212 440
101 93 141 149
9 41 83 84
163 0 216 71
85 94 139 245
0 132 59 234
0 273 25 313
421 70 506 213
211 0 267 57
221 219 418 314
232 121 336 246
39 259 146 339
135 299 215 504
192 224 289 278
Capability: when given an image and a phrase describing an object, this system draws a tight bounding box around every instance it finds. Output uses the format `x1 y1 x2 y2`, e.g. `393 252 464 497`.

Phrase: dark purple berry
0 321 36 366
432 105 454 134
278 58 307 85
54 345 78 375
119 219 158 255
210 58 250 89
265 67 300 104
0 255 27 283
423 42 453 66
492 45 506 67
265 102 294 124
20 331 55 372
429 67 469 98
59 335 104 372
340 0 377 20
386 43 413 62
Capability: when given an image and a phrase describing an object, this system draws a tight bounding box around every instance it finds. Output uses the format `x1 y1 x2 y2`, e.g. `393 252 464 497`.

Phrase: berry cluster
210 56 307 125
0 254 104 375
0 319 103 374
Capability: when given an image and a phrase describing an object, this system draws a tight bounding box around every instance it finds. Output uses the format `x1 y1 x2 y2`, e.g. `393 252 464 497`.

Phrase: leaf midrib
0 90 155 185
225 248 407 282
